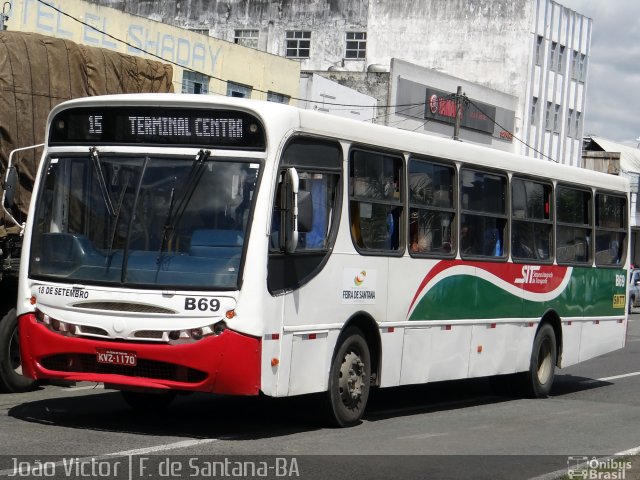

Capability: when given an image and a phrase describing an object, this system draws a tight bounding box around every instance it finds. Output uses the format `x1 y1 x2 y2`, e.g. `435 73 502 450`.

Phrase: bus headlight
35 309 51 325
36 309 77 337
165 321 227 344
212 321 226 335
190 328 203 340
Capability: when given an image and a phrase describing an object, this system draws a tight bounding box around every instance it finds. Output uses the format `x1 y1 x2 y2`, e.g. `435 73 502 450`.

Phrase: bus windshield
29 151 260 289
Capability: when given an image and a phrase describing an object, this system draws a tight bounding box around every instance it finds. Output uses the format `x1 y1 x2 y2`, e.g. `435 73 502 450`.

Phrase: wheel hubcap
338 351 365 406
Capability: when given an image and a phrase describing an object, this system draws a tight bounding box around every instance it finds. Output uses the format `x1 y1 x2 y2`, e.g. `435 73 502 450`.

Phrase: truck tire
0 308 36 393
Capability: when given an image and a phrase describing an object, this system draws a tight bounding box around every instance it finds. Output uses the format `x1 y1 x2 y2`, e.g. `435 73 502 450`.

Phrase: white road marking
397 432 448 440
580 371 640 384
597 371 640 382
63 383 104 392
107 438 219 456
615 445 640 456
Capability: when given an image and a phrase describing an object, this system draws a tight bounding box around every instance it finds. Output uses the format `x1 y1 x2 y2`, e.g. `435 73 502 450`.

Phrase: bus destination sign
49 106 266 149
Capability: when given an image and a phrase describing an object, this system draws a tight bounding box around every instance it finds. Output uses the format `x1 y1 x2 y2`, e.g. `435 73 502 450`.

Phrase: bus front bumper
18 313 261 395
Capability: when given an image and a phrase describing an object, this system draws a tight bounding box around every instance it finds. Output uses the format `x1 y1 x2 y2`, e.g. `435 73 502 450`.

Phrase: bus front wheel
520 323 557 398
327 328 371 427
0 308 37 393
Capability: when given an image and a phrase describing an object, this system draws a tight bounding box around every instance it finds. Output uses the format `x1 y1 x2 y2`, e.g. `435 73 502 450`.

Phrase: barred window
545 102 553 131
286 31 311 58
558 45 565 72
182 71 209 95
345 32 366 59
226 81 252 98
234 29 259 49
531 97 538 124
267 91 290 104
550 41 558 71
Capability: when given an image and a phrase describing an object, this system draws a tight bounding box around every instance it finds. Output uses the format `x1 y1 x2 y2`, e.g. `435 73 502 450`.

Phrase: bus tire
0 308 37 393
520 322 556 398
327 328 371 427
120 390 176 412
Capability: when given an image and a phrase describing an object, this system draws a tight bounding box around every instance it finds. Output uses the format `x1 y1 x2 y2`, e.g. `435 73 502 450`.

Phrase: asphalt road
0 318 638 480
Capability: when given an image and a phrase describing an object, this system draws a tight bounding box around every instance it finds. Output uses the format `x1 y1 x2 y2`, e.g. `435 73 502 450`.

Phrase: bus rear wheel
520 323 557 398
327 328 371 427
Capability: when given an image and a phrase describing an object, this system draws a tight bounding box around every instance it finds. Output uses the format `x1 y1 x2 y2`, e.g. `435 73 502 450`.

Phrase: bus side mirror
2 144 44 229
2 165 17 210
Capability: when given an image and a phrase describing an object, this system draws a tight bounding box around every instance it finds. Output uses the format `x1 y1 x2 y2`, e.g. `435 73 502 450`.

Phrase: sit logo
514 265 541 284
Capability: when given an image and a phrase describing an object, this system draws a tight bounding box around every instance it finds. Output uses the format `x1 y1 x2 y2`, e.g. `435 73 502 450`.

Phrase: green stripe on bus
409 267 625 321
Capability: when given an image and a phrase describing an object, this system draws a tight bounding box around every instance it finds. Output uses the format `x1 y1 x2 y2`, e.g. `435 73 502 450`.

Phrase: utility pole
453 86 462 141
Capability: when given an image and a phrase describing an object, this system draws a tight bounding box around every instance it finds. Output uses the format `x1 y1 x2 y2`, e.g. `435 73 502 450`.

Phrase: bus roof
49 93 628 194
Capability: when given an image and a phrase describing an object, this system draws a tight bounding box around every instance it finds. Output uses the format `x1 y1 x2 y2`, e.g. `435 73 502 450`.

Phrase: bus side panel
579 319 626 363
378 326 403 388
259 297 285 397
468 323 533 378
278 254 389 397
558 320 583 368
287 330 330 396
399 325 472 385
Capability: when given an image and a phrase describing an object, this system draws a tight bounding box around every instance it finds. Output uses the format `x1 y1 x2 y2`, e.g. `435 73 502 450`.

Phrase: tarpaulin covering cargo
0 30 174 229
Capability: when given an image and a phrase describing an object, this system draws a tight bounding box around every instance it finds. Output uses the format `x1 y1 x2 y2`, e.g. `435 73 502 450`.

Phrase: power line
33 0 562 162
31 0 465 114
464 96 559 163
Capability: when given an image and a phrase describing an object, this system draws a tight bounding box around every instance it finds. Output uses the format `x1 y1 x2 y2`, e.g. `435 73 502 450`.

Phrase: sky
558 0 640 146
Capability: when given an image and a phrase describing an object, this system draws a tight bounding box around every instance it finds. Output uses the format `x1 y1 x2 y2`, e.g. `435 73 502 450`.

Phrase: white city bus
15 94 629 426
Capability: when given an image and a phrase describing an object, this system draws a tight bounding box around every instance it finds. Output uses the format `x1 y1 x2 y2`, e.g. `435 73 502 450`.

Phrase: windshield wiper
156 149 210 262
121 156 150 283
105 169 131 267
90 147 116 216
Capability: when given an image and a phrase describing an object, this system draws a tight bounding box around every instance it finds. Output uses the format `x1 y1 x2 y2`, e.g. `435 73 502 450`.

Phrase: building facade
5 0 300 101
583 136 640 266
84 0 591 165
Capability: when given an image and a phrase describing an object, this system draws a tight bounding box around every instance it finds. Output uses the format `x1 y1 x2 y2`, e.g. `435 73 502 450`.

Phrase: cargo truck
0 30 173 392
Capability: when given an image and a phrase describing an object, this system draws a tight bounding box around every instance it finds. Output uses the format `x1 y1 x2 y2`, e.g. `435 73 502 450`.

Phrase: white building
583 136 640 265
86 0 592 165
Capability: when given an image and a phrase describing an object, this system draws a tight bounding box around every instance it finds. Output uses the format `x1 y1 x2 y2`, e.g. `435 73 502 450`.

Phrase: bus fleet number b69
185 297 221 312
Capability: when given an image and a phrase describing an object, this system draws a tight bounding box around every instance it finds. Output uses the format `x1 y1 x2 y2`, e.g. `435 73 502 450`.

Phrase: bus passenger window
511 178 552 262
594 193 627 266
556 186 592 265
350 149 403 253
459 168 507 259
408 158 455 257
